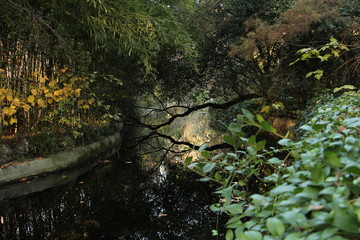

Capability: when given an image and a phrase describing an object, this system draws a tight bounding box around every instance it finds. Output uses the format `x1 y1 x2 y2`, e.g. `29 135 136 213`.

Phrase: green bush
186 90 360 239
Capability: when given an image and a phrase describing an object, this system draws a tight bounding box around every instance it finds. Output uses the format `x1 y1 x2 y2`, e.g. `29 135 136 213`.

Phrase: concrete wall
0 126 122 185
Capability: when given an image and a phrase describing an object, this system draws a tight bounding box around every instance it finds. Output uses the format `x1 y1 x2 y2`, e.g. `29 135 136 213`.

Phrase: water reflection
0 149 223 239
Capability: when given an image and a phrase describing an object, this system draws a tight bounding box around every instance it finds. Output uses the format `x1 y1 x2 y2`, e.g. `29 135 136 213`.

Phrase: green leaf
264 174 279 182
216 187 233 205
203 162 216 173
324 151 340 168
225 165 235 171
215 172 222 181
299 124 314 132
229 122 243 132
328 236 350 240
248 135 256 146
318 54 332 62
241 108 255 122
238 231 262 240
311 164 327 183
198 143 208 152
354 208 360 222
333 213 360 233
256 140 266 150
246 146 256 156
344 165 360 176
270 184 296 195
225 203 244 214
320 227 337 239
199 177 210 182
250 194 266 203
278 138 293 146
224 135 236 145
212 153 224 160
284 232 305 240
256 114 265 123
210 203 222 212
268 157 281 165
260 120 275 132
266 217 285 237
227 215 242 225
201 150 211 158
227 219 243 229
226 229 234 240
306 71 313 78
343 117 360 128
184 156 192 165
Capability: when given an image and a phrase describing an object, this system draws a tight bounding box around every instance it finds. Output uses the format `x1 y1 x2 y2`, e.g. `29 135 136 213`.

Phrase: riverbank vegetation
187 89 360 239
0 0 360 238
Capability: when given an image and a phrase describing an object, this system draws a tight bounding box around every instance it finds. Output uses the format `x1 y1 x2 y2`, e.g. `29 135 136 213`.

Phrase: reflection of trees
0 155 223 240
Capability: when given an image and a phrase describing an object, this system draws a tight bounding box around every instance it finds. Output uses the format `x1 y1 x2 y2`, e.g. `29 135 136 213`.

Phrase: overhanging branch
128 93 259 130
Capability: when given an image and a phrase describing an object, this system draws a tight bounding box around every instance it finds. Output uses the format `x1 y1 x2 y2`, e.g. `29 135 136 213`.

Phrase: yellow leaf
83 104 90 109
32 71 39 77
2 107 9 115
37 99 46 108
49 81 56 87
12 98 21 106
8 107 16 115
47 98 53 104
43 88 49 93
88 98 95 105
54 90 60 96
31 89 38 96
60 67 68 73
3 120 8 126
272 102 285 110
6 94 13 102
27 95 35 103
22 104 31 111
10 118 17 125
39 76 47 83
261 106 271 113
78 100 84 105
45 92 53 98
75 88 81 96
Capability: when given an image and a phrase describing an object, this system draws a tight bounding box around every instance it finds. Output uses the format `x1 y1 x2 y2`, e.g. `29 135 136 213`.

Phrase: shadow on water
0 144 224 239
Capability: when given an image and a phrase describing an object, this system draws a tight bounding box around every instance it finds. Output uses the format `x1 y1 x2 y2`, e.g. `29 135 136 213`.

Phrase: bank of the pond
0 123 123 185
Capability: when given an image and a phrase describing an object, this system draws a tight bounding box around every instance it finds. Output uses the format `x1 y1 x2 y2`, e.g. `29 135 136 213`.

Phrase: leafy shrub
186 90 360 239
28 131 62 156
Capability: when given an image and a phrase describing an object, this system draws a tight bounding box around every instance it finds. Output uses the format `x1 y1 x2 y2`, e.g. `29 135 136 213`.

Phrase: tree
0 0 198 135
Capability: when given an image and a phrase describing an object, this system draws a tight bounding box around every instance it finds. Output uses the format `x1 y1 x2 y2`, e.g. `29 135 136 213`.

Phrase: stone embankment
0 123 123 185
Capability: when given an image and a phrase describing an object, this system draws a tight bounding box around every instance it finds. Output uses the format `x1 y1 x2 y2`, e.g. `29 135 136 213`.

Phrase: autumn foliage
0 68 98 136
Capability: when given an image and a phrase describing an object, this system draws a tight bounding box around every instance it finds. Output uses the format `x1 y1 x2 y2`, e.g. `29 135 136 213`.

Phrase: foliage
83 0 198 73
195 0 360 115
0 0 199 138
186 90 360 239
290 37 350 80
0 68 101 136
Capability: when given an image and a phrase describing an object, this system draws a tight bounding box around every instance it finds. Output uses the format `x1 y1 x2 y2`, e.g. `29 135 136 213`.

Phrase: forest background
0 0 360 239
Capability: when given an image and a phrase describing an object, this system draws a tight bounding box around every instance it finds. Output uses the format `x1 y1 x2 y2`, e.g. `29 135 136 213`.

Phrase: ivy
186 90 360 239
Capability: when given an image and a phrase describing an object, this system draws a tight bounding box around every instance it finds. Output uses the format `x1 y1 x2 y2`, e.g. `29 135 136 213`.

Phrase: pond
0 145 224 240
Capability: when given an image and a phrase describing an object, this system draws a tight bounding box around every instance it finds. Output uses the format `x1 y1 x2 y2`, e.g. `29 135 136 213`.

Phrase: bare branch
127 94 259 130
153 132 232 151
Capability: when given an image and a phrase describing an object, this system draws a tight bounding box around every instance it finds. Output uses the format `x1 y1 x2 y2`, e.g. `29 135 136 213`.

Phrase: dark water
0 148 223 240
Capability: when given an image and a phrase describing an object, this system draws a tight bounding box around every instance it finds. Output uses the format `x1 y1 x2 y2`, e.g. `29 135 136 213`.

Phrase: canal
0 145 224 240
